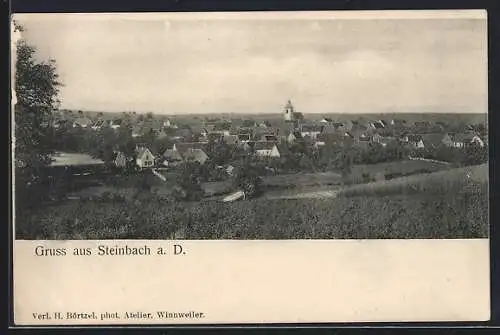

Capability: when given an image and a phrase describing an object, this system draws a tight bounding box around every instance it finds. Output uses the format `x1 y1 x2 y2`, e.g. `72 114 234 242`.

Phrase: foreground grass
16 185 488 240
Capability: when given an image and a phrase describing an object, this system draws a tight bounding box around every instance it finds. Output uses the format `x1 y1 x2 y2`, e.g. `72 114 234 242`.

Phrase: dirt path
408 156 451 165
264 189 339 200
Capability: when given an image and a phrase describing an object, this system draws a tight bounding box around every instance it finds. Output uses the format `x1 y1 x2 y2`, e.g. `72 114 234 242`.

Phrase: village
26 99 486 204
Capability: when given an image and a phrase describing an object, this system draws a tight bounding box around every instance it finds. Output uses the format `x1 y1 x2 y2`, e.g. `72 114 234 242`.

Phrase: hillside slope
16 164 489 240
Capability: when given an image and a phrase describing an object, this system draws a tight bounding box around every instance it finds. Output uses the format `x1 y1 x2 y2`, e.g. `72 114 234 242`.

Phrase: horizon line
59 109 488 116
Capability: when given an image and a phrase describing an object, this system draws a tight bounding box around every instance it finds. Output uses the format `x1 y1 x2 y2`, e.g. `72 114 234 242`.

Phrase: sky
13 11 487 115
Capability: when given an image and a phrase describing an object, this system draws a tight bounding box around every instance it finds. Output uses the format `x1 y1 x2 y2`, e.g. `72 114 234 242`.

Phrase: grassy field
345 159 453 184
201 180 233 196
262 171 342 188
15 190 487 240
16 164 488 240
66 169 343 200
339 163 488 197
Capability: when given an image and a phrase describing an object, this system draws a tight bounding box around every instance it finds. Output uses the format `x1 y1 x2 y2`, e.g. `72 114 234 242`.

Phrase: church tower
284 99 295 122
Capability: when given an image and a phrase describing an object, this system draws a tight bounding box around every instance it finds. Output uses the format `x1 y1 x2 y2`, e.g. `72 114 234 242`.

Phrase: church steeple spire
284 99 295 122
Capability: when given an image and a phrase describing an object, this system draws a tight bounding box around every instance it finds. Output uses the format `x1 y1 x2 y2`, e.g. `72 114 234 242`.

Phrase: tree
231 161 263 198
13 22 63 206
174 162 204 201
140 128 157 148
14 22 62 173
463 143 488 166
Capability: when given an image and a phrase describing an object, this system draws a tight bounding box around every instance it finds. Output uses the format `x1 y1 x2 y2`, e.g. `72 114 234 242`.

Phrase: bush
231 163 263 198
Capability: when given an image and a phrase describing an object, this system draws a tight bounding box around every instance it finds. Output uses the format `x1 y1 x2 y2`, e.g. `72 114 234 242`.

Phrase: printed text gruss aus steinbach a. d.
33 244 185 257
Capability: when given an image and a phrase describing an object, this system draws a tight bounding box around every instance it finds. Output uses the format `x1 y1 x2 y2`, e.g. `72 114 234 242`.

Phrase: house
365 120 385 130
435 121 448 128
379 136 398 147
371 133 383 143
207 132 224 143
372 120 386 130
205 117 221 123
237 134 251 143
430 123 445 133
405 135 425 149
283 99 304 122
413 121 431 131
317 132 349 146
90 119 106 130
237 127 254 134
170 127 194 141
343 132 355 139
332 122 346 131
357 134 372 148
49 152 105 168
470 134 486 147
241 141 254 152
260 134 279 142
211 123 232 136
163 119 177 128
109 119 122 130
453 124 475 133
253 142 281 158
322 122 344 134
202 123 216 134
287 131 303 144
421 133 449 149
366 121 376 130
132 126 144 138
313 141 326 149
259 121 272 128
223 134 240 146
391 118 407 126
182 149 209 165
319 117 333 124
449 133 485 148
162 149 184 166
300 125 323 140
44 152 107 179
172 142 208 152
200 128 209 137
345 120 365 131
72 117 92 128
350 129 370 143
163 142 209 166
156 128 168 139
343 120 354 131
348 120 367 132
135 147 156 169
241 120 257 128
113 151 130 168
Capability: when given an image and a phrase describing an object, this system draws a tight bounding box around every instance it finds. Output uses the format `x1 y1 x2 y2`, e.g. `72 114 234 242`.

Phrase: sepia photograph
12 11 488 241
11 11 491 326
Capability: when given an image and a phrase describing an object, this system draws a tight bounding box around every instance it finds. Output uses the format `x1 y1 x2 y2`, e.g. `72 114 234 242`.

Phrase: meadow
16 164 488 240
262 171 342 188
345 159 452 184
338 163 487 197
